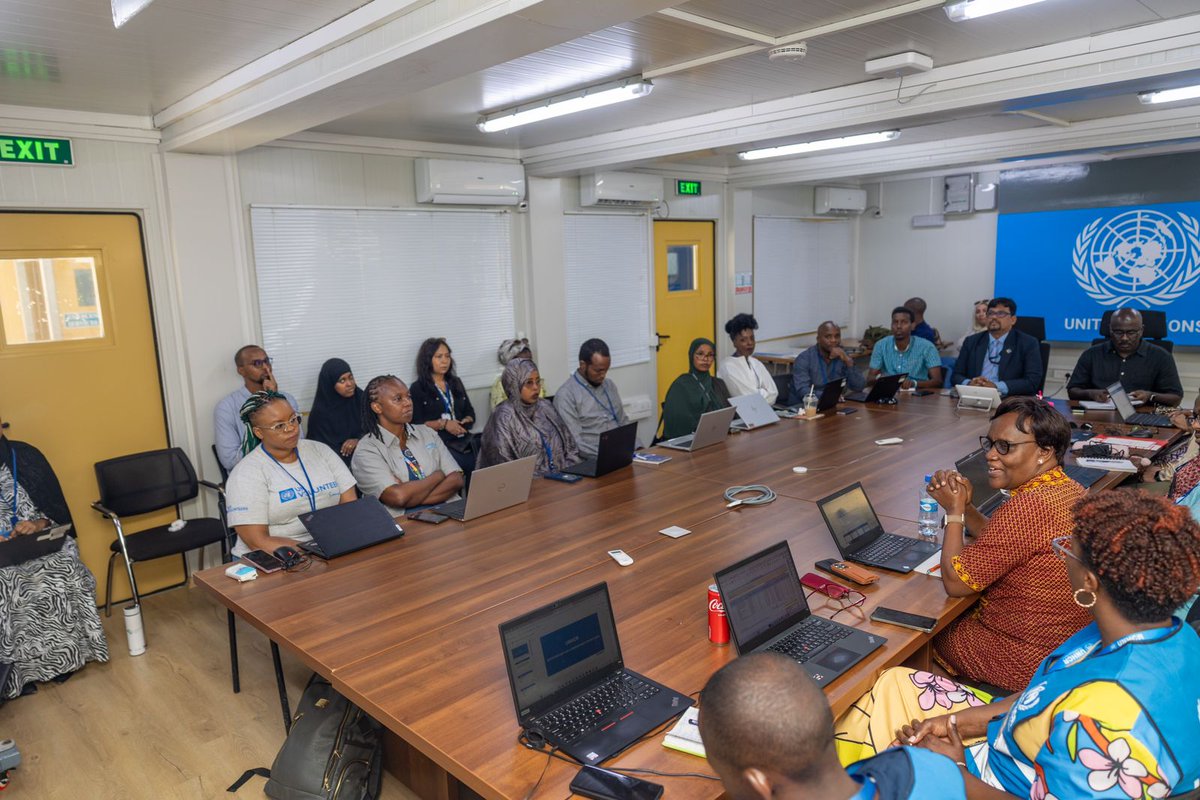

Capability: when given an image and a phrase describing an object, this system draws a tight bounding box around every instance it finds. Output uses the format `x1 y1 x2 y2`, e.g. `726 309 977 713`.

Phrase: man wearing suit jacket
952 297 1042 397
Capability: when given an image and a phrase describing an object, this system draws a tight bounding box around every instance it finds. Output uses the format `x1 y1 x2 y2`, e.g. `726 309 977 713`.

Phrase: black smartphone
870 606 937 633
406 510 448 524
543 471 582 483
836 407 858 416
241 549 284 573
912 390 934 397
569 766 663 800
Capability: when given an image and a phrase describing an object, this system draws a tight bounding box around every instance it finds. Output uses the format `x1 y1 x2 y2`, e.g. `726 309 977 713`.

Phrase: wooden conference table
195 393 1175 800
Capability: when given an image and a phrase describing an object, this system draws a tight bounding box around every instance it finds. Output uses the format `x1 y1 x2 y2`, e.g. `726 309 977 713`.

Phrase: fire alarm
768 43 807 62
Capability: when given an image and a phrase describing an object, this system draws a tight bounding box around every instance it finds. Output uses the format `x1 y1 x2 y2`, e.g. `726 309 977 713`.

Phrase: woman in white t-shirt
225 391 357 557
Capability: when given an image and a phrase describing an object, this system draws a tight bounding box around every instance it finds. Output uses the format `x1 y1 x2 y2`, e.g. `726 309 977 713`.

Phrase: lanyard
264 449 318 514
435 382 454 418
535 430 556 473
690 373 718 408
398 444 426 481
7 451 16 528
573 373 618 422
1055 619 1180 671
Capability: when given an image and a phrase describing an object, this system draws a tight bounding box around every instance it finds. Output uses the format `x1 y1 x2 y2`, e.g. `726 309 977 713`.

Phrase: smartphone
912 390 934 397
870 606 937 633
836 407 858 416
543 471 582 483
241 549 284 573
406 510 448 524
569 766 663 800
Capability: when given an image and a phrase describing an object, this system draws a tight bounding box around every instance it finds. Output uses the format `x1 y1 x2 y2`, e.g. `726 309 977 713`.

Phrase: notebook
430 456 537 521
659 406 737 451
498 582 692 766
845 373 907 404
298 496 404 559
816 483 939 572
564 422 639 478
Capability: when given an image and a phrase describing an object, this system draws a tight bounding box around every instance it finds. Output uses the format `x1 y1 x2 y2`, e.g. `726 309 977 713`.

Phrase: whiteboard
753 217 852 341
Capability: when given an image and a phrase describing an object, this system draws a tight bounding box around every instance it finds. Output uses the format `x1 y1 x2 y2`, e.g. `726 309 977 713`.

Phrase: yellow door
0 212 177 606
653 221 715 410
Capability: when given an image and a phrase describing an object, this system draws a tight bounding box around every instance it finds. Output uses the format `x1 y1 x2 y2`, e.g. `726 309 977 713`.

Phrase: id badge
441 413 451 420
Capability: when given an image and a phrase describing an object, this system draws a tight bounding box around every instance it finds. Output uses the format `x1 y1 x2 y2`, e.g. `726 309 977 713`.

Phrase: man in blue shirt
867 307 943 390
903 297 940 346
698 653 966 800
213 344 301 473
952 297 1043 396
790 321 866 405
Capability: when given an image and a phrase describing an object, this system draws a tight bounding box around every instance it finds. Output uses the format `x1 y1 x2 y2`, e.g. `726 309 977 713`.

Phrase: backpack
228 674 383 800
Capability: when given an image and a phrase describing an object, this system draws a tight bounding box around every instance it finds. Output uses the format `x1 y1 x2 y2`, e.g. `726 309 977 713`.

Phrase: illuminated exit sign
675 179 701 196
0 135 73 166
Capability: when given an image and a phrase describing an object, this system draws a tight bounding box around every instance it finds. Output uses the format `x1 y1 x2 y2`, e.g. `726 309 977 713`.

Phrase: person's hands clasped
967 377 997 389
912 714 966 763
927 469 971 515
444 420 468 437
895 714 954 747
12 519 49 536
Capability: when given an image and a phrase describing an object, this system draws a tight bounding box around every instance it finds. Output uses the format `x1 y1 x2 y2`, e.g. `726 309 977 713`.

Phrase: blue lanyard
435 383 454 418
535 430 556 473
264 449 318 513
8 451 16 528
1055 619 1180 671
399 446 425 481
573 373 618 422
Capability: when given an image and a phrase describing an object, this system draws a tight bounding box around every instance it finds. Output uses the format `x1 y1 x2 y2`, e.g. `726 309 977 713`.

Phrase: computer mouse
1128 428 1154 438
272 545 302 566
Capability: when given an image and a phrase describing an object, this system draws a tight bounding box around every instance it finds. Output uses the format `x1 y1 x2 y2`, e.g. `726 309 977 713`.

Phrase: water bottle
918 474 940 545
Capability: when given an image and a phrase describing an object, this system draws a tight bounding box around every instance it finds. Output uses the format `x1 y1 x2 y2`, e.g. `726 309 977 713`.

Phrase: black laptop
0 523 70 568
564 422 639 478
1107 382 1174 427
815 377 846 413
954 448 1008 518
714 541 885 688
845 372 907 404
816 483 939 572
298 496 404 559
498 582 692 766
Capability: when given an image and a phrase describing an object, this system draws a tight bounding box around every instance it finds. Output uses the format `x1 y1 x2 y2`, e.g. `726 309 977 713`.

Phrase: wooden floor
0 585 420 800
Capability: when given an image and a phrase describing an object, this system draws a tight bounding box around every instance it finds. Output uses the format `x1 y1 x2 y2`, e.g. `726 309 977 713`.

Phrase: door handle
655 332 671 352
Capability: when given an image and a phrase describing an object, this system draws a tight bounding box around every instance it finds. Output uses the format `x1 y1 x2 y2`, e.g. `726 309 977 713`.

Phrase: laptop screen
1107 382 1136 420
817 484 884 554
715 541 811 654
499 583 622 721
955 449 1003 512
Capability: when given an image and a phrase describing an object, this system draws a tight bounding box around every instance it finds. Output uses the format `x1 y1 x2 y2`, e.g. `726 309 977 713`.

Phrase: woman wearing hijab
660 338 731 441
306 358 364 466
478 358 580 477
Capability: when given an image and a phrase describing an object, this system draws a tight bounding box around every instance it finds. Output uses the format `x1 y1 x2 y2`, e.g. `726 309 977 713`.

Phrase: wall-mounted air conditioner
415 158 526 205
814 186 868 216
580 171 663 207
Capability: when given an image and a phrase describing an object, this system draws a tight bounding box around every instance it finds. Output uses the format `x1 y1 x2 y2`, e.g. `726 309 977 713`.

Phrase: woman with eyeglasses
490 338 545 409
660 338 731 441
923 396 1089 693
225 391 358 557
478 358 579 478
410 338 477 477
834 490 1200 800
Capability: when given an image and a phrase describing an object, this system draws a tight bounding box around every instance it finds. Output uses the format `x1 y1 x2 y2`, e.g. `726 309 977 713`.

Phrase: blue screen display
540 613 604 677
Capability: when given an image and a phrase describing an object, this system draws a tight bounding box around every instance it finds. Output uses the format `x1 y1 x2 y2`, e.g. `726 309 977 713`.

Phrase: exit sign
0 135 72 166
675 179 702 196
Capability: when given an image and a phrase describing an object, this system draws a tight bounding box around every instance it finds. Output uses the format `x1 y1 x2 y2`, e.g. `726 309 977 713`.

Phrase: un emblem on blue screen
1072 209 1200 307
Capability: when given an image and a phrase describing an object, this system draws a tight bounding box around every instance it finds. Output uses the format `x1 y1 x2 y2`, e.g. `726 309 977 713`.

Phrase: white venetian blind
753 217 852 341
563 213 651 369
250 206 514 410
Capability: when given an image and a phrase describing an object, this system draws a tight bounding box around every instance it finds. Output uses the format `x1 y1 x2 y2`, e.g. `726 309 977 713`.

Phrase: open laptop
954 448 1008 518
298 496 405 559
659 405 737 451
714 541 885 688
845 372 907 404
429 455 537 521
0 523 70 568
1107 382 1174 427
730 392 781 431
564 422 639 478
498 582 692 765
955 384 1001 412
816 483 939 572
816 377 846 413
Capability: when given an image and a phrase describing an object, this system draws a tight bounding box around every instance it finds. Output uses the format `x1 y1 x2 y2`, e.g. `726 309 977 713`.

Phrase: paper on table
662 707 705 758
1078 400 1116 410
914 551 943 577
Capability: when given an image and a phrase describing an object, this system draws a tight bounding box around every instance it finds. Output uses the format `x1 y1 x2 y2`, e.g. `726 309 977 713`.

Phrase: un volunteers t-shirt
226 439 356 556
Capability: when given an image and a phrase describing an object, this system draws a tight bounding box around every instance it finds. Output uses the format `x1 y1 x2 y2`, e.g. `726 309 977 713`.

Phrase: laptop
713 541 885 688
298 496 405 559
429 455 537 521
816 483 939 572
498 582 693 765
0 523 70 568
955 384 1001 411
954 448 1008 518
730 392 781 431
816 378 846 413
564 422 639 478
659 405 737 451
1107 382 1174 427
845 372 907 404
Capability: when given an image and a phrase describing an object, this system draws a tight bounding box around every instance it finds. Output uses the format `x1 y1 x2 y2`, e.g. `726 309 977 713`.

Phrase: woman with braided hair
225 390 357 556
350 376 463 515
834 490 1200 799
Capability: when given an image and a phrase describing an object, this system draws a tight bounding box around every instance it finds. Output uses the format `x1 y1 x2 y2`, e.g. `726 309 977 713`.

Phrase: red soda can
708 584 729 646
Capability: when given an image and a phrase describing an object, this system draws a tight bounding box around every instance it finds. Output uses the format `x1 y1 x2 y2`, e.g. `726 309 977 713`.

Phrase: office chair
1037 341 1051 395
1093 309 1173 352
211 443 230 484
1012 315 1046 342
772 373 792 405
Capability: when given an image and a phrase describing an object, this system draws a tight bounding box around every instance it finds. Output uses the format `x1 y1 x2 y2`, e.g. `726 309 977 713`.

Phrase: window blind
752 217 852 341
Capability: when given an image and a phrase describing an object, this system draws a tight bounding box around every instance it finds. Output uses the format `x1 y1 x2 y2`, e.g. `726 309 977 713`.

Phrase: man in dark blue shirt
904 297 940 346
790 321 866 405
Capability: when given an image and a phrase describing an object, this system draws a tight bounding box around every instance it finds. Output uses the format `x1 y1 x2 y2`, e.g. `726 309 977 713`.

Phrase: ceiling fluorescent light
1138 85 1200 105
943 0 1050 22
112 0 155 27
737 131 900 161
477 78 653 133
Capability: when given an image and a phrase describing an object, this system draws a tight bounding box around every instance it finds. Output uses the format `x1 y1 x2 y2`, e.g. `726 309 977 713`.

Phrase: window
666 245 697 292
0 256 105 345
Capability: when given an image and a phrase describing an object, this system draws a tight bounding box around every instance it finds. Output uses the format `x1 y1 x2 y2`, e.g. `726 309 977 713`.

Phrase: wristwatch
941 514 966 529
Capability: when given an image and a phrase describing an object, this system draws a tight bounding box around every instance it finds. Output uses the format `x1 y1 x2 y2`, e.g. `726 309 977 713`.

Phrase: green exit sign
0 135 72 166
675 179 702 196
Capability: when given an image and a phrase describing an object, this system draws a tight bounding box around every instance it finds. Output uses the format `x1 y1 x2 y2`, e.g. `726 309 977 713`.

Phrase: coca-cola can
708 584 729 646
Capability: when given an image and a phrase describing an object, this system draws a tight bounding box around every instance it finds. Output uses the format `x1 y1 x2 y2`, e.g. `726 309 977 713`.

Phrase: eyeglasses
979 436 1038 455
259 414 302 434
985 309 1012 318
694 351 715 360
248 357 273 368
1110 327 1142 339
1051 535 1085 566
804 587 867 619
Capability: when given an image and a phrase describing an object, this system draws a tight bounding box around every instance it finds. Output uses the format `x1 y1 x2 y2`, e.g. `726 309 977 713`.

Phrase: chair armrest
198 479 225 497
91 501 119 520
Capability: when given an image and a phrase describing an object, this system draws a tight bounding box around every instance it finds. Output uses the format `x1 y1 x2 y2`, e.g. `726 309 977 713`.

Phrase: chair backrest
773 373 792 405
211 443 229 484
1099 309 1170 339
1013 315 1046 342
1038 341 1050 394
95 447 199 517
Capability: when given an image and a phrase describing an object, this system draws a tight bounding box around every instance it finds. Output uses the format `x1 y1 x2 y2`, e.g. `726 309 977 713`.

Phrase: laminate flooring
0 586 419 800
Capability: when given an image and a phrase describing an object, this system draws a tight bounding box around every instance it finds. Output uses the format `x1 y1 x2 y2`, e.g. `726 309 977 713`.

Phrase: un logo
1072 209 1200 307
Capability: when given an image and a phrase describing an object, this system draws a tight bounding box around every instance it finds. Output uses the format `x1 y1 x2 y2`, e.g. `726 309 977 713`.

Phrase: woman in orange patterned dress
926 396 1089 692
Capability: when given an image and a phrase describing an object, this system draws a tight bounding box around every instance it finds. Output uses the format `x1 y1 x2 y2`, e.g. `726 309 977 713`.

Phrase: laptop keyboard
1063 463 1107 488
1127 411 1173 427
664 435 694 448
538 672 660 744
855 535 908 563
768 617 851 663
432 498 467 519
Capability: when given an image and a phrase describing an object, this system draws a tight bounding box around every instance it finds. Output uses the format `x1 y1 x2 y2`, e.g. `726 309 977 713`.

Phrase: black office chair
1093 309 1173 352
1012 315 1046 342
773 373 792 406
211 443 230 484
1037 341 1051 395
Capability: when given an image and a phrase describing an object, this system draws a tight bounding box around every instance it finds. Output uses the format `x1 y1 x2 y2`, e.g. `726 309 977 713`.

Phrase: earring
1037 459 1044 464
1073 588 1097 608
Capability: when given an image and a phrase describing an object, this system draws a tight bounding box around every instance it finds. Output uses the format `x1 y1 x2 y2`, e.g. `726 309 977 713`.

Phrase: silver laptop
729 393 781 431
659 406 738 451
429 455 537 521
1107 382 1174 427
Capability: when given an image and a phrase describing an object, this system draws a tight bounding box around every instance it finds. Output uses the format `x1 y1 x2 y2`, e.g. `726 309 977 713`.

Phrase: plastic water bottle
918 474 940 545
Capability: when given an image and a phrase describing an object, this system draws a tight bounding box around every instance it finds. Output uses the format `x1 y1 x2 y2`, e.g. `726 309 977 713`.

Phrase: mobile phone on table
912 390 934 397
241 549 284 573
836 407 858 416
543 471 582 483
406 510 448 524
569 766 663 800
870 606 937 633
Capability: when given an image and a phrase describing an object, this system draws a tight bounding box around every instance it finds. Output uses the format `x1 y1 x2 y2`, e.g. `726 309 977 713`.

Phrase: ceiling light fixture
112 0 155 28
943 0 1051 22
477 78 653 133
737 131 900 161
1138 85 1200 105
